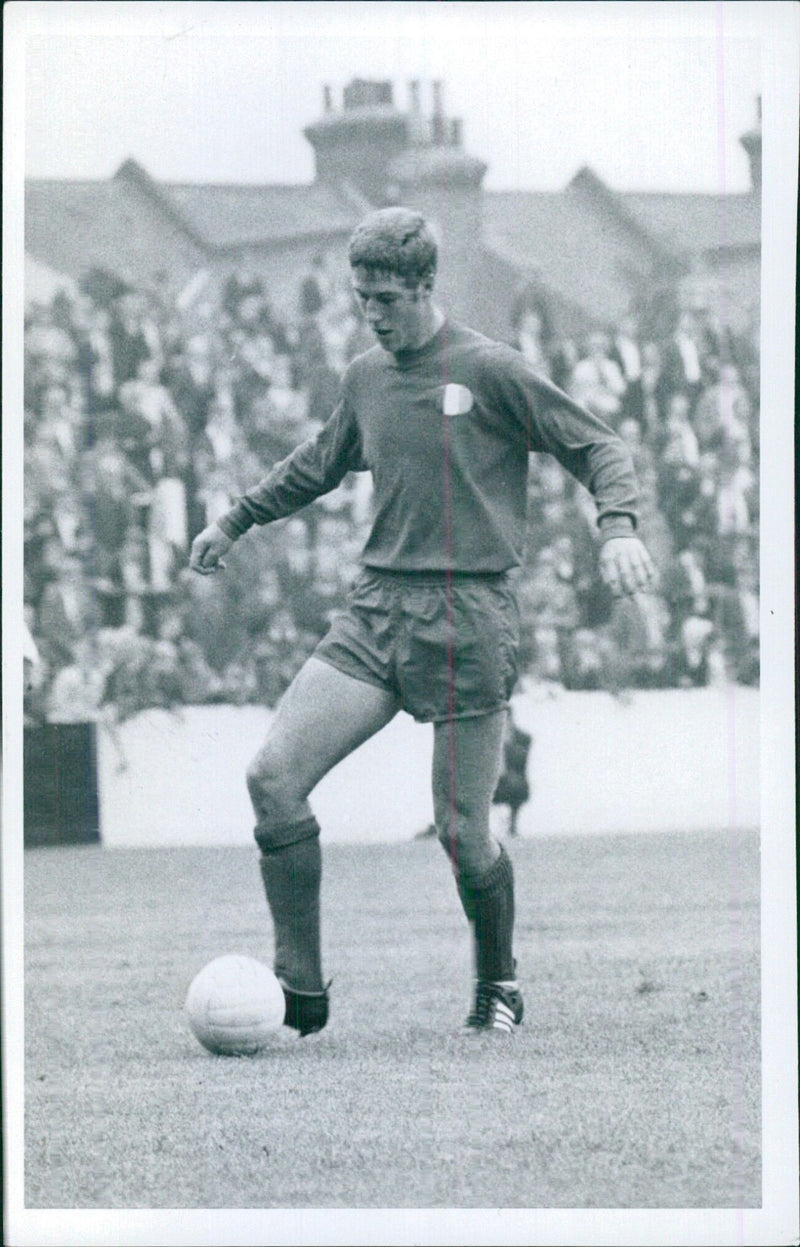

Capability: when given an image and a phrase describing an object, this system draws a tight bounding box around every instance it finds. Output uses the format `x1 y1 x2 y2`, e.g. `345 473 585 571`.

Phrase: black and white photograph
3 2 798 1244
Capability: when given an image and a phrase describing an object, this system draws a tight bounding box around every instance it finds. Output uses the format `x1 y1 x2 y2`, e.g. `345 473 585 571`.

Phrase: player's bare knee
436 832 470 877
434 810 468 858
246 742 296 812
433 786 476 834
433 808 496 878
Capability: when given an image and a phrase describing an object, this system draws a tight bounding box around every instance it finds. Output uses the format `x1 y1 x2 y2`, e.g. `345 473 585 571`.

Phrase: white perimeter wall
97 687 759 847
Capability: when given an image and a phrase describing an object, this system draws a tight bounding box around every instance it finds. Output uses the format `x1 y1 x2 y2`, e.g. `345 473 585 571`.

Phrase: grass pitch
24 830 760 1208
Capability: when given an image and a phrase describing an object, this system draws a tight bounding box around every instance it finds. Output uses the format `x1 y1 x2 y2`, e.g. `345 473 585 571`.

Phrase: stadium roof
161 180 361 248
483 183 677 328
25 154 760 324
25 174 208 285
24 159 364 285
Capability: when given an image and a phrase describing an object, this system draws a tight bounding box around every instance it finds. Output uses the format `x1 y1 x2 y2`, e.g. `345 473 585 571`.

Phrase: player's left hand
190 522 233 576
598 536 657 598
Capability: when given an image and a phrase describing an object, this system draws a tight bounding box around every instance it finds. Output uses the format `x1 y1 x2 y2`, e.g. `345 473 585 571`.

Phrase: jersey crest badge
440 383 474 416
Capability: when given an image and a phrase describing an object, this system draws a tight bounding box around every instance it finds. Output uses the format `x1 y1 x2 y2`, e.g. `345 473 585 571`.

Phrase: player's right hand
190 522 234 575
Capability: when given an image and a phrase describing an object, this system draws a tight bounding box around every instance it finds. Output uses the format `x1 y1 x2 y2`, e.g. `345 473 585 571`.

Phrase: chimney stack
304 77 408 200
738 94 762 194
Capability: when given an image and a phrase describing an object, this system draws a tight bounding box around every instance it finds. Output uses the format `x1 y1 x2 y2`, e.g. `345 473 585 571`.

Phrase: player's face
351 268 433 354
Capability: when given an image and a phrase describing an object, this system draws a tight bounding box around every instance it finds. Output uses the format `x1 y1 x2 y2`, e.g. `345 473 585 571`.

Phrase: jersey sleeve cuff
597 514 636 543
217 506 253 541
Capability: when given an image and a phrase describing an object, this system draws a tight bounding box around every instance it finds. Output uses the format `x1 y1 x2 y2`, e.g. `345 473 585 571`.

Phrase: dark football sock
258 829 323 993
457 845 516 983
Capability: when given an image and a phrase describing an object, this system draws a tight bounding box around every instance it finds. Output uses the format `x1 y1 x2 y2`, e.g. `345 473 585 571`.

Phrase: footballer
190 207 655 1035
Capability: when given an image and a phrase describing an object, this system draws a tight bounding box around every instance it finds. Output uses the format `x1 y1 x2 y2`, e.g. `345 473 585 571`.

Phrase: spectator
639 340 662 436
103 630 159 722
569 331 626 423
655 311 704 417
677 615 715 687
716 438 755 537
662 547 711 648
693 361 753 452
656 392 701 543
634 470 674 576
230 284 291 354
510 289 554 378
561 627 606 691
712 543 759 684
609 314 645 422
178 635 225 704
661 392 700 466
44 635 106 723
118 359 188 478
82 442 147 617
25 303 78 406
320 287 361 364
231 327 276 422
194 392 256 526
109 292 156 386
73 298 117 415
37 551 99 668
26 395 78 522
222 268 264 321
163 334 217 534
299 253 334 319
220 658 259 706
522 546 581 683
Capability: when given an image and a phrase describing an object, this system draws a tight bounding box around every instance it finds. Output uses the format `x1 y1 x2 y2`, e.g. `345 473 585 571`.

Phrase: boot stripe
493 1001 516 1029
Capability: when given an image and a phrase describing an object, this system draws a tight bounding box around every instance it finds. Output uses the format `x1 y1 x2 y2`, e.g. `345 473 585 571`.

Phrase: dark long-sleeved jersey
218 321 638 573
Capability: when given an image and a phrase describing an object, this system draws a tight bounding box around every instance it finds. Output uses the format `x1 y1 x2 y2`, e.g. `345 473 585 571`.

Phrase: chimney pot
343 78 393 110
409 80 421 112
432 80 444 115
431 80 445 144
323 85 333 113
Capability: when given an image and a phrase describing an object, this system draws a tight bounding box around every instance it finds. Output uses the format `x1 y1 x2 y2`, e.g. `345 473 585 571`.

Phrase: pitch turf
24 830 760 1208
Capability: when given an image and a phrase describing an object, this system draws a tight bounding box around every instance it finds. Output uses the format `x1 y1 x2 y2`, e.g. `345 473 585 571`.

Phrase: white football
185 954 286 1055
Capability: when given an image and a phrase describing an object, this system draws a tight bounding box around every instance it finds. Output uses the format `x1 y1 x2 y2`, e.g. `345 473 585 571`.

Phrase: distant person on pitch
416 710 532 840
190 208 655 1035
492 710 533 838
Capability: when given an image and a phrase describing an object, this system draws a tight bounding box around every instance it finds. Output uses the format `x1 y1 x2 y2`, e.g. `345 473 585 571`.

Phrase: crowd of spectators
23 256 760 729
510 291 759 693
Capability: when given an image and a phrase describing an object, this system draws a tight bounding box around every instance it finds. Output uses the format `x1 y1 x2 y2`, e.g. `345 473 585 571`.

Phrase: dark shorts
314 568 520 723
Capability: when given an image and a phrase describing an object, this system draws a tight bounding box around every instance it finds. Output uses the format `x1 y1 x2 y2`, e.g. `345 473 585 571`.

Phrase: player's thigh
431 709 507 825
252 656 399 793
